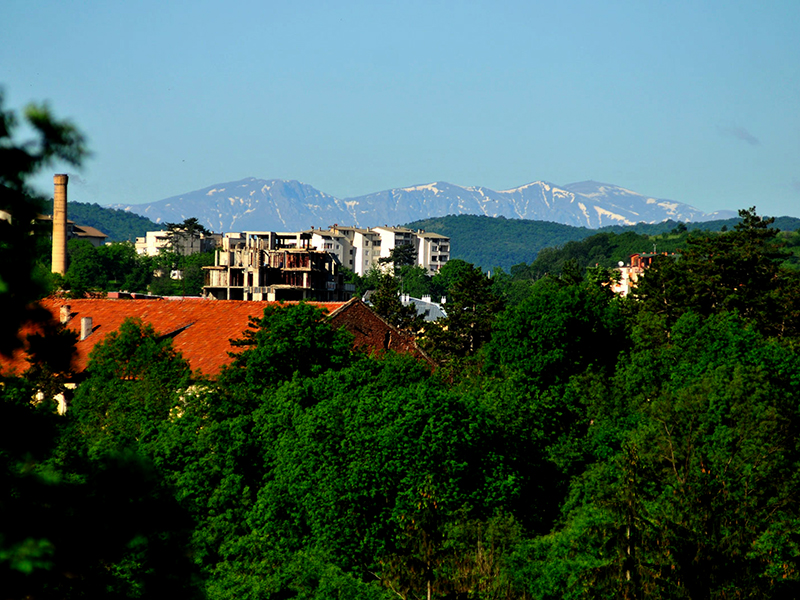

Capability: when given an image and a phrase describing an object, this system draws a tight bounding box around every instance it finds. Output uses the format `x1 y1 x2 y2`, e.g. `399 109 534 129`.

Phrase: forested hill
405 215 594 270
43 200 158 242
407 213 800 270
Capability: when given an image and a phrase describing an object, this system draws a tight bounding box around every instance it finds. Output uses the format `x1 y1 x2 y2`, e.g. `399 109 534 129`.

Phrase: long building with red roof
1 297 430 379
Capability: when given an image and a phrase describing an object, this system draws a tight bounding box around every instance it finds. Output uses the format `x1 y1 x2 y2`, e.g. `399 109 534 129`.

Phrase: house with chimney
0 297 431 386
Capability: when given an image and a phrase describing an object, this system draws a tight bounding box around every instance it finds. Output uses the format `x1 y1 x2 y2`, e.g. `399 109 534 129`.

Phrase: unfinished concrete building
202 231 351 301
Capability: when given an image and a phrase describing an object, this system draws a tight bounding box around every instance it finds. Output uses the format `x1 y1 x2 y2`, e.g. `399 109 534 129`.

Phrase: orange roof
3 298 346 378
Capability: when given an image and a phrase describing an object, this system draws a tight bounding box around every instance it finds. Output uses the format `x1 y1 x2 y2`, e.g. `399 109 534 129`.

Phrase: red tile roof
2 298 346 378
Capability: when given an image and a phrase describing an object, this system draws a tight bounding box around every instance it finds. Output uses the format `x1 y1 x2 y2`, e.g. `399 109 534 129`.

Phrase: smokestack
52 174 69 275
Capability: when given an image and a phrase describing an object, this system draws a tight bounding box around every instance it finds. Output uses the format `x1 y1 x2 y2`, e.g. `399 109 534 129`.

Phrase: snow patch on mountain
594 206 634 225
403 183 441 194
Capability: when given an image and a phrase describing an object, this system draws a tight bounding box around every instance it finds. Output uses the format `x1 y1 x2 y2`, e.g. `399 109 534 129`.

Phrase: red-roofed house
1 297 430 379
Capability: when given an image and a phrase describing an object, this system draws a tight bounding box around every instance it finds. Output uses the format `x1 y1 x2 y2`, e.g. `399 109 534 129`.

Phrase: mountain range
114 178 736 233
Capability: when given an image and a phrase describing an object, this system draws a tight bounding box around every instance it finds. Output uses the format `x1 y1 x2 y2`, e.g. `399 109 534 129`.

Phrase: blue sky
4 0 799 218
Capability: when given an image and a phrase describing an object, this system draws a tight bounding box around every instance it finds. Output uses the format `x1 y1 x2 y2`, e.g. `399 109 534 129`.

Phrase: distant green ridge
406 214 800 271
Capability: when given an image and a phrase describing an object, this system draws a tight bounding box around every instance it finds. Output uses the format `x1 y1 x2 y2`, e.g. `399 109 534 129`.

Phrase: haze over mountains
114 178 736 233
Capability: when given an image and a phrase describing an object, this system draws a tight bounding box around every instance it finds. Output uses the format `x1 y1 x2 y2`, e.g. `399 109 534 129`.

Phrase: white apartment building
415 231 450 274
309 225 449 276
137 223 450 278
315 226 383 275
135 230 220 257
308 228 352 270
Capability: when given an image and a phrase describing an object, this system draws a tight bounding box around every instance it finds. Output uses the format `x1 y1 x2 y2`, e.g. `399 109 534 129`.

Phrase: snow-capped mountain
114 177 735 232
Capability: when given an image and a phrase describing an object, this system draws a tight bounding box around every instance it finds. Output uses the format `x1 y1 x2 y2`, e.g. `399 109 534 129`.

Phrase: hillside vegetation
407 213 800 270
43 199 159 242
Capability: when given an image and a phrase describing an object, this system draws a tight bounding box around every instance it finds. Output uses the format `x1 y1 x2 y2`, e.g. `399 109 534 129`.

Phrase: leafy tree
165 217 210 256
423 262 503 361
220 302 354 399
148 249 214 296
21 315 78 406
70 318 192 457
0 90 202 599
429 258 474 300
64 238 103 294
396 263 432 299
64 239 159 295
243 354 529 599
379 242 416 272
2 446 204 600
0 91 86 355
528 312 800 599
634 207 800 338
339 266 366 296
369 271 423 331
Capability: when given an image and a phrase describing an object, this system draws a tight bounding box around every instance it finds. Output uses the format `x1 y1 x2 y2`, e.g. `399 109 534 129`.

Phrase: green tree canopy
634 207 800 339
423 262 503 361
70 318 192 457
220 302 354 399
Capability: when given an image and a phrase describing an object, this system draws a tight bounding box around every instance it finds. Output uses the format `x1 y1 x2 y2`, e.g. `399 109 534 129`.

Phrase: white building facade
310 225 449 276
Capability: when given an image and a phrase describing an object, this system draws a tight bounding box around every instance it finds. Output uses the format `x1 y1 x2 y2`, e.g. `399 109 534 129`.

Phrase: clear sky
4 0 799 217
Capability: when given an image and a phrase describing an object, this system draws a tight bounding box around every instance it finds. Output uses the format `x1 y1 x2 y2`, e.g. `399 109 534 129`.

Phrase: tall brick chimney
52 174 68 275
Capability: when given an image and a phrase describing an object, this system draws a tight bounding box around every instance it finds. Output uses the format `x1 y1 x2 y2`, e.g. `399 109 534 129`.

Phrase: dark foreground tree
0 90 203 599
0 91 86 355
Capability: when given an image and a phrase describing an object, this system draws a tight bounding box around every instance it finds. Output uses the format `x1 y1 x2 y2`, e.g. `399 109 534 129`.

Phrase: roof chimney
59 304 71 324
80 316 93 341
52 174 68 275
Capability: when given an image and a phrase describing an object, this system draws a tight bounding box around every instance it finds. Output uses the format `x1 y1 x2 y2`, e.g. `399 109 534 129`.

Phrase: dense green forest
42 199 159 242
6 97 800 599
407 214 800 271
